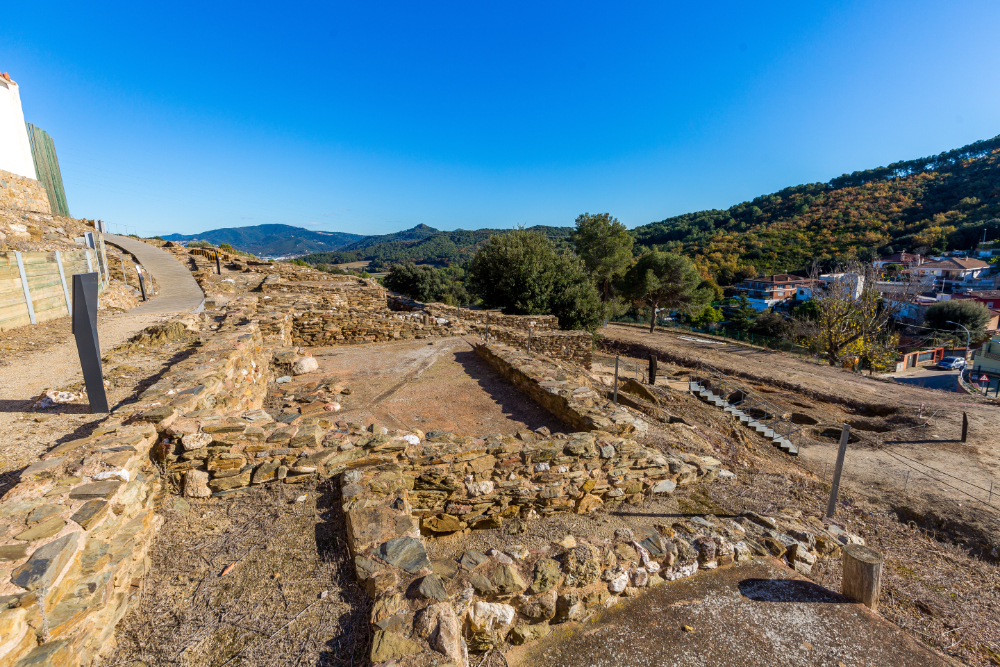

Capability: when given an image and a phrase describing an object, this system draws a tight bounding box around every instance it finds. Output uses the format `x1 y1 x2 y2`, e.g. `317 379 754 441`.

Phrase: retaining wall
0 168 50 214
0 247 107 331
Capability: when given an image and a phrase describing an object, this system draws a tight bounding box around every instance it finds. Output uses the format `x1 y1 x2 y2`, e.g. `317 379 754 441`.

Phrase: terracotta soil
283 337 567 435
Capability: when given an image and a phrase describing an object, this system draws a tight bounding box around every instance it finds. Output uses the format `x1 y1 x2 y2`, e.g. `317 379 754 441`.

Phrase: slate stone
11 533 78 590
370 630 423 663
417 573 449 601
14 517 66 541
290 424 323 448
69 480 123 500
492 564 526 594
377 537 431 574
431 559 459 580
529 558 562 594
252 459 281 484
70 500 109 530
469 571 495 594
459 550 489 570
208 470 252 492
374 612 410 633
0 544 29 562
20 457 67 478
141 406 177 422
25 504 64 525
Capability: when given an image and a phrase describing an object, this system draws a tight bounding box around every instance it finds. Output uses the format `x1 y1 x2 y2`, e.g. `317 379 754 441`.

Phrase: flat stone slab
377 537 431 574
14 517 66 541
11 533 79 591
69 481 123 500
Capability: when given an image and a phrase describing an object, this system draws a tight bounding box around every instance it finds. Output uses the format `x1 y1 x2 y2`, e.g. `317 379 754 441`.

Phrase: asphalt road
886 367 961 392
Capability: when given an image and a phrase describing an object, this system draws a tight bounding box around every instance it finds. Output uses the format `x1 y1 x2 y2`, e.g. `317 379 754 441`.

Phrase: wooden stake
841 544 884 611
826 424 851 518
961 411 968 443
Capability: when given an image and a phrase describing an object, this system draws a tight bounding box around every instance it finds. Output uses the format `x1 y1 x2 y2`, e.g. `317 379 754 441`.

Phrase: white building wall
0 79 37 179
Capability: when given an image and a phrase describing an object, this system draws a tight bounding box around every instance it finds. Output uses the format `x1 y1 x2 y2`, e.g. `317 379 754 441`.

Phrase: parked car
937 356 966 370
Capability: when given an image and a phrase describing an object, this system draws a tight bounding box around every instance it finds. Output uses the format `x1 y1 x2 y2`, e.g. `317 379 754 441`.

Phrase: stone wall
0 313 271 667
0 168 51 214
478 326 592 368
475 342 642 435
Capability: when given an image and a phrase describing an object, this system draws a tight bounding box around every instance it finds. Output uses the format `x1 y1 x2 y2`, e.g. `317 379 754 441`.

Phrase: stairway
690 382 798 455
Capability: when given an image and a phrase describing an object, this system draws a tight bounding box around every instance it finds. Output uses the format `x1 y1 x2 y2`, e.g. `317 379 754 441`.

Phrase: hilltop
633 134 1000 283
161 223 365 257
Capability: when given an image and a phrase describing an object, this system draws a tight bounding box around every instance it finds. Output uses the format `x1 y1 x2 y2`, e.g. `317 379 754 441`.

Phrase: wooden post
649 354 658 385
961 412 968 443
215 251 222 275
826 423 851 518
613 355 619 405
841 544 883 611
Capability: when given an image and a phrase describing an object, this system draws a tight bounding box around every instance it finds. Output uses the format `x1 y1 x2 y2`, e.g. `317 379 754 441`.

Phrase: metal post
14 251 37 325
826 424 851 518
121 257 128 287
216 251 222 275
137 268 148 301
485 312 490 342
903 471 910 493
527 328 531 353
55 251 72 317
72 273 109 413
989 481 993 505
961 412 968 443
613 355 619 405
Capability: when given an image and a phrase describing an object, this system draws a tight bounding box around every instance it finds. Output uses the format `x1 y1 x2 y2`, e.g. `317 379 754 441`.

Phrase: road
885 366 961 392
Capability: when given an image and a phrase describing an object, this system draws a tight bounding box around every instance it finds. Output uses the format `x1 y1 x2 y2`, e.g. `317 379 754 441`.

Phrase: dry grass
105 480 372 667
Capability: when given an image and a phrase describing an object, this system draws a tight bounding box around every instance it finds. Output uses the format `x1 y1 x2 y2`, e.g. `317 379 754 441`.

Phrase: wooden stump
841 543 883 611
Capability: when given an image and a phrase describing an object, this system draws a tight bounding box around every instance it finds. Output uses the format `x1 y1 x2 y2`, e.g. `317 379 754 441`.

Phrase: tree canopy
466 228 604 331
619 251 713 332
924 300 992 341
571 213 634 302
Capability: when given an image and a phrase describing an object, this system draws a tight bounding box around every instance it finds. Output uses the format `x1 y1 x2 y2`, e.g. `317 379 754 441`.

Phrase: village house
733 273 810 310
913 257 991 293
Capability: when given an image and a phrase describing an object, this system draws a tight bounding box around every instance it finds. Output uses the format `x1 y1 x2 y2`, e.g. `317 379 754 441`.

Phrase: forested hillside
162 224 364 257
302 225 574 270
633 134 1000 284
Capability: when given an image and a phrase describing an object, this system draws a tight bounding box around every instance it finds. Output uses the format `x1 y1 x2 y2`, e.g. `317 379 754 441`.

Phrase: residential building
970 334 1000 375
733 274 810 310
913 257 990 293
950 290 1000 310
873 252 925 269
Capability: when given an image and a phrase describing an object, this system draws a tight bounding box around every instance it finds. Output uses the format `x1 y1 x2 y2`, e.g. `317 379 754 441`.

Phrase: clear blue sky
3 1 999 237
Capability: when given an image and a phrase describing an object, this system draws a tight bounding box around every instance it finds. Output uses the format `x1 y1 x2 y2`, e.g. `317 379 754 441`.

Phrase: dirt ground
0 311 187 486
106 479 372 667
598 325 1000 552
293 337 566 435
508 559 957 667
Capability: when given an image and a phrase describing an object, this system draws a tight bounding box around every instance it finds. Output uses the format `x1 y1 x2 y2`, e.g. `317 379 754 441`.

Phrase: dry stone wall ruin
0 263 858 666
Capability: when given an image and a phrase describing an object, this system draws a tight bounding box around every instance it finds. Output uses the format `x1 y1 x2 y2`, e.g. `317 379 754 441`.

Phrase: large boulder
291 356 319 375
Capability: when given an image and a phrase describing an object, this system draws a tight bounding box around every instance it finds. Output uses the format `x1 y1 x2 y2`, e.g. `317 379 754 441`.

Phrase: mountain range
161 224 365 257
163 133 1000 282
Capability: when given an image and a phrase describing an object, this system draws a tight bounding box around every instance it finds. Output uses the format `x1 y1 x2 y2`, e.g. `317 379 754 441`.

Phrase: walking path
104 233 204 314
1 235 205 476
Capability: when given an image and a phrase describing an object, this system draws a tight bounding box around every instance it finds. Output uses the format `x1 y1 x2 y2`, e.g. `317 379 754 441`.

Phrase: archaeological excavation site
0 232 994 667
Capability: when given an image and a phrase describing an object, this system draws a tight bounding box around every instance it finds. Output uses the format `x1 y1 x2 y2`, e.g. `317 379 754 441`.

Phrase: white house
913 258 990 293
0 72 36 179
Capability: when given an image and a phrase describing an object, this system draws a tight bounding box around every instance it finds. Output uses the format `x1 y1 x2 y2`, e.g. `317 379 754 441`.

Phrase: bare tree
795 260 925 368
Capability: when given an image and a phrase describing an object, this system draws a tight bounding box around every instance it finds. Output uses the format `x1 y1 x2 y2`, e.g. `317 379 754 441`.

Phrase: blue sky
3 1 999 237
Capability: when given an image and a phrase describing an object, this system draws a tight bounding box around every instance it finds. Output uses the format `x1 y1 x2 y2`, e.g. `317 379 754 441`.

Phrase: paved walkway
104 234 204 314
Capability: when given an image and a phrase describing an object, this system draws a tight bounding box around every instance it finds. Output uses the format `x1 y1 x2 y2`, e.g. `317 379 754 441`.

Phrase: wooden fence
0 237 110 331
